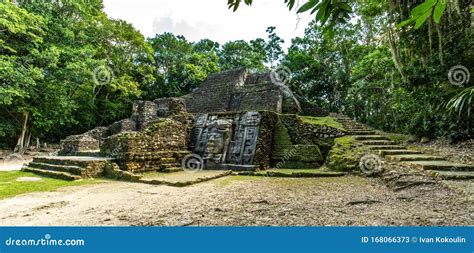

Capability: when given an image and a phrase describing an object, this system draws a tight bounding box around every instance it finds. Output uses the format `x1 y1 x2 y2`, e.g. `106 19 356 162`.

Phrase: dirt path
0 175 472 226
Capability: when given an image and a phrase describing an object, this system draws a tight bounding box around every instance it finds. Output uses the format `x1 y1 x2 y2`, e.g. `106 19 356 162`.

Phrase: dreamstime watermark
270 65 292 86
92 65 114 86
5 234 85 247
448 65 470 87
359 154 384 176
181 153 204 173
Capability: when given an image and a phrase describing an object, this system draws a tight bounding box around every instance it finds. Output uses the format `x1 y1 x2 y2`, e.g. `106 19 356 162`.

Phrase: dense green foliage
0 1 285 149
1 0 472 150
283 0 473 141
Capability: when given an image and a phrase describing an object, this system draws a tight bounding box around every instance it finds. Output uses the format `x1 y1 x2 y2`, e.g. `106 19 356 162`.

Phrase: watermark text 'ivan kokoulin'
5 234 85 247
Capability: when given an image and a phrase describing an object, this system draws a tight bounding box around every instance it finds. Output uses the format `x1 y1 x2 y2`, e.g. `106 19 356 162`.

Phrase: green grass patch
299 116 346 131
334 136 354 146
0 171 103 200
215 175 264 187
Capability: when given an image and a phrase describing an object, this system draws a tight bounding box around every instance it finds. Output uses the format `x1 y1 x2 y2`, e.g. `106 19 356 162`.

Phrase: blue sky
103 0 312 50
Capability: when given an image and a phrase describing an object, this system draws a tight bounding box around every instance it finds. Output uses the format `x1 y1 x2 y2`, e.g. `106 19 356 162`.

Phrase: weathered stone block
132 100 159 131
108 118 136 136
60 135 99 154
154 97 187 117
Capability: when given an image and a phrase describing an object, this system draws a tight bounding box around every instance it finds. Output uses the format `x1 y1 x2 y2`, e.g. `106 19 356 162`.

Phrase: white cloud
103 0 313 50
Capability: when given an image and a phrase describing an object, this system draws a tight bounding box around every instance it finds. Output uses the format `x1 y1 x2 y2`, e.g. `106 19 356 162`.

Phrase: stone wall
60 135 99 154
59 98 189 157
271 115 324 169
253 111 278 169
132 101 159 131
270 114 345 168
185 69 248 113
100 114 191 172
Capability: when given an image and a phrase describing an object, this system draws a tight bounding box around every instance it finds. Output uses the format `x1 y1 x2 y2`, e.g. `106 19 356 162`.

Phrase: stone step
432 170 474 180
343 125 366 127
60 150 102 157
28 162 85 176
361 140 399 145
159 163 180 169
353 135 388 141
368 145 406 150
405 161 474 172
377 149 422 157
22 167 82 181
385 154 445 162
348 130 376 135
33 156 113 167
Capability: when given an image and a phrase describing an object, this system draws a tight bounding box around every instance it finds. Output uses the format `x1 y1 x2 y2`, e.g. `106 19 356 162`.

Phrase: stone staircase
22 150 189 181
22 156 114 181
333 114 474 180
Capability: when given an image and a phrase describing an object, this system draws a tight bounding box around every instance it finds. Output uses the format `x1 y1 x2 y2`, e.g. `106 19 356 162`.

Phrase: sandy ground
0 175 472 226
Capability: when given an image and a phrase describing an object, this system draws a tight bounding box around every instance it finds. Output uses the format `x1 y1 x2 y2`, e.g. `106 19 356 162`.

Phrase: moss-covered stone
273 118 293 146
326 136 368 172
299 116 346 131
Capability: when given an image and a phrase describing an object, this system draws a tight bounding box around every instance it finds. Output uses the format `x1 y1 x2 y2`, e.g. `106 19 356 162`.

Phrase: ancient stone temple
23 68 344 180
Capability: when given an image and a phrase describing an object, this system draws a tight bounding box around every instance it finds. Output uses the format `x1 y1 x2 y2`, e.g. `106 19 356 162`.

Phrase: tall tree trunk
386 8 406 80
435 22 444 65
14 111 29 153
447 0 452 23
25 132 31 152
428 19 433 57
454 0 461 15
388 27 406 80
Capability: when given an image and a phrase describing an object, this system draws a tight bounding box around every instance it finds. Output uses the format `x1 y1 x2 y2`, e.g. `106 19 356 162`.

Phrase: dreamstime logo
5 233 85 247
270 65 292 86
359 154 384 176
448 65 470 87
92 65 114 86
181 154 204 173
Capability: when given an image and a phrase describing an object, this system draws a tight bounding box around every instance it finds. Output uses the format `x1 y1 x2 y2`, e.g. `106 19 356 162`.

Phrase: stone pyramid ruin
23 68 346 181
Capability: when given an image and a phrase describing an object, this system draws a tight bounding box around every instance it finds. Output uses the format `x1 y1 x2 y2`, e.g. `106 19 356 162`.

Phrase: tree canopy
0 0 472 150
